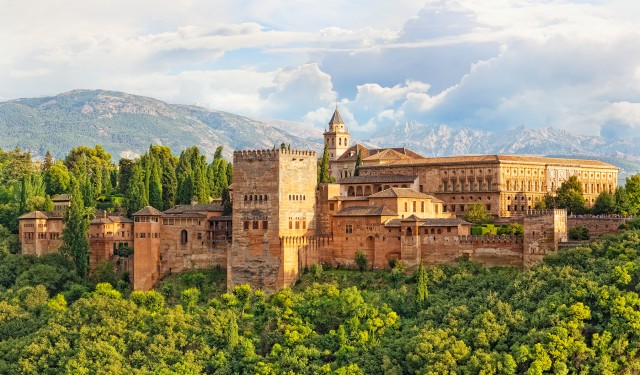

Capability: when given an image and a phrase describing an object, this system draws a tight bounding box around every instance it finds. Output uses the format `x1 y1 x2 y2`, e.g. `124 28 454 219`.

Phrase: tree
355 251 368 272
318 144 331 184
568 226 590 240
221 187 232 216
415 264 428 309
44 162 71 196
615 187 635 215
125 162 148 216
592 191 616 215
60 180 90 278
624 174 640 214
464 203 492 224
354 151 363 176
147 154 163 210
556 176 586 214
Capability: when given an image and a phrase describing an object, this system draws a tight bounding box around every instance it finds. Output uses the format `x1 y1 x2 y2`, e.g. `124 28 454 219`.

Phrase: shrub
568 226 590 241
355 251 368 272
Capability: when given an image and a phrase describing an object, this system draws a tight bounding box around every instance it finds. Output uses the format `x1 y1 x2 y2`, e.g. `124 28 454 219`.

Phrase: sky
1 0 640 139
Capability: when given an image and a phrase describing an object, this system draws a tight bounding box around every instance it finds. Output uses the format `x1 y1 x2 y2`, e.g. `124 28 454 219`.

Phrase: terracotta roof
132 206 163 216
337 174 417 184
336 144 425 162
368 187 439 199
208 215 232 221
336 144 370 162
359 154 616 169
90 215 133 224
334 205 397 217
385 217 470 227
329 108 344 125
52 194 71 202
363 148 413 161
333 196 369 201
162 213 207 218
17 211 58 220
163 204 224 214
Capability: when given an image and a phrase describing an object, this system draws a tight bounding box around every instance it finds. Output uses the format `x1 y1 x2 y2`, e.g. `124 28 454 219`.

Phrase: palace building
17 108 623 292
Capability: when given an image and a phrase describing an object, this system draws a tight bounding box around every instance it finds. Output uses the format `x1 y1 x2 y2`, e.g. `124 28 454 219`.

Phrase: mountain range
1 89 639 181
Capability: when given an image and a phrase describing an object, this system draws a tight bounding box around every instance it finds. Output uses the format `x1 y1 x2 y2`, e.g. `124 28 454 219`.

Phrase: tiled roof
334 205 397 217
368 187 438 199
333 196 369 201
162 213 207 218
337 174 417 184
359 154 616 169
329 108 344 125
336 144 425 162
385 217 470 227
132 206 163 216
17 211 58 220
208 215 232 221
163 204 224 214
363 148 413 161
52 194 72 201
90 215 134 225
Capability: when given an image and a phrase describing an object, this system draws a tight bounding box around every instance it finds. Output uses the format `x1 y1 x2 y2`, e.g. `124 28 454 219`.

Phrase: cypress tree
318 143 331 184
354 151 363 176
42 150 53 171
415 263 429 309
125 162 148 215
221 187 232 216
61 180 90 278
148 155 163 210
225 162 233 185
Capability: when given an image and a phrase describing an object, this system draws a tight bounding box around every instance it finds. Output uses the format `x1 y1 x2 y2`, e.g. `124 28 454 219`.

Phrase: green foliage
497 223 524 236
60 181 91 279
355 250 368 272
354 151 363 177
318 143 332 184
568 226 590 240
415 264 428 309
593 191 616 215
556 176 586 214
464 203 492 225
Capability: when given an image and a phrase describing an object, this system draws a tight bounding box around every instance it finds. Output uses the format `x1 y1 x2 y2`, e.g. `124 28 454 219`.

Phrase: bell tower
323 107 350 160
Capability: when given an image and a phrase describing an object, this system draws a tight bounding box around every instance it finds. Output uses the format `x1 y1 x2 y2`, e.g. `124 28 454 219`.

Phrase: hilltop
0 89 322 160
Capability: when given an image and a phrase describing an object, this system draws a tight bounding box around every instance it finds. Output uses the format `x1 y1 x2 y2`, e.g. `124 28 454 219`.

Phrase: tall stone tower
132 206 163 291
323 107 350 160
228 149 317 292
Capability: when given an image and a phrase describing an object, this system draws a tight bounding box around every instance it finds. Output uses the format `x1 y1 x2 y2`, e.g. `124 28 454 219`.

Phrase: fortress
18 109 624 292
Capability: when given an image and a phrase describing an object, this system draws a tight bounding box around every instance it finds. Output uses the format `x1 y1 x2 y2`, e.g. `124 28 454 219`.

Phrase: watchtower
228 148 317 291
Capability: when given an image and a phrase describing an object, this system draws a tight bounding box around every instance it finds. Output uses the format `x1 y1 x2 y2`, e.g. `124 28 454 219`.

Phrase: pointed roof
132 206 163 216
364 148 413 162
329 108 344 125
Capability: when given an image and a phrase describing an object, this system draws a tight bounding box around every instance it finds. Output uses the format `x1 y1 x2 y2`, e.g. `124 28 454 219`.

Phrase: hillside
0 89 322 160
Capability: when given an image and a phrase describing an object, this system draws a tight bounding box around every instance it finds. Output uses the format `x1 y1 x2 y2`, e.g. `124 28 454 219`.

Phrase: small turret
323 107 350 161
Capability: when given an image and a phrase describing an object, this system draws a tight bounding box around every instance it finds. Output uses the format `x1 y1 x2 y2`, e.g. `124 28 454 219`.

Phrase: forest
3 145 640 373
2 222 640 373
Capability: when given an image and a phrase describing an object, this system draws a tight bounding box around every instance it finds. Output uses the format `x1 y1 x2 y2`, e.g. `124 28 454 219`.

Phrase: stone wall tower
132 206 163 291
323 107 350 160
228 149 317 292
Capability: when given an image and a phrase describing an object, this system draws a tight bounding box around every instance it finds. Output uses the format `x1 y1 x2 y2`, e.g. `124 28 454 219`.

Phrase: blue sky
1 0 639 139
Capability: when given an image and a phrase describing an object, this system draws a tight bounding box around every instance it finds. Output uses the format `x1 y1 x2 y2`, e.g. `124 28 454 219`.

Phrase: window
345 225 353 234
447 227 451 233
180 230 188 244
459 205 464 212
197 233 202 240
262 221 268 230
421 202 425 212
253 221 259 229
329 203 335 211
243 221 249 230
413 201 416 212
404 202 408 212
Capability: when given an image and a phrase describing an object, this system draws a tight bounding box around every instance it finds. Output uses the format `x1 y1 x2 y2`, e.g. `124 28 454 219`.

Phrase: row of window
326 137 349 147
244 194 268 202
162 218 203 226
243 220 269 230
346 226 453 235
288 194 307 201
443 178 493 193
288 218 307 230
22 232 60 240
136 233 160 239
134 217 159 223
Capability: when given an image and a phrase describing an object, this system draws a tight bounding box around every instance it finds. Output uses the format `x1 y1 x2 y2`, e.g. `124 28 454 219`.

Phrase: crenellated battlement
522 209 567 218
233 149 317 161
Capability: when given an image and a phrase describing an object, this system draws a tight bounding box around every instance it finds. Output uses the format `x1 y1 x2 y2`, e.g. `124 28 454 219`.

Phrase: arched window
180 230 188 244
